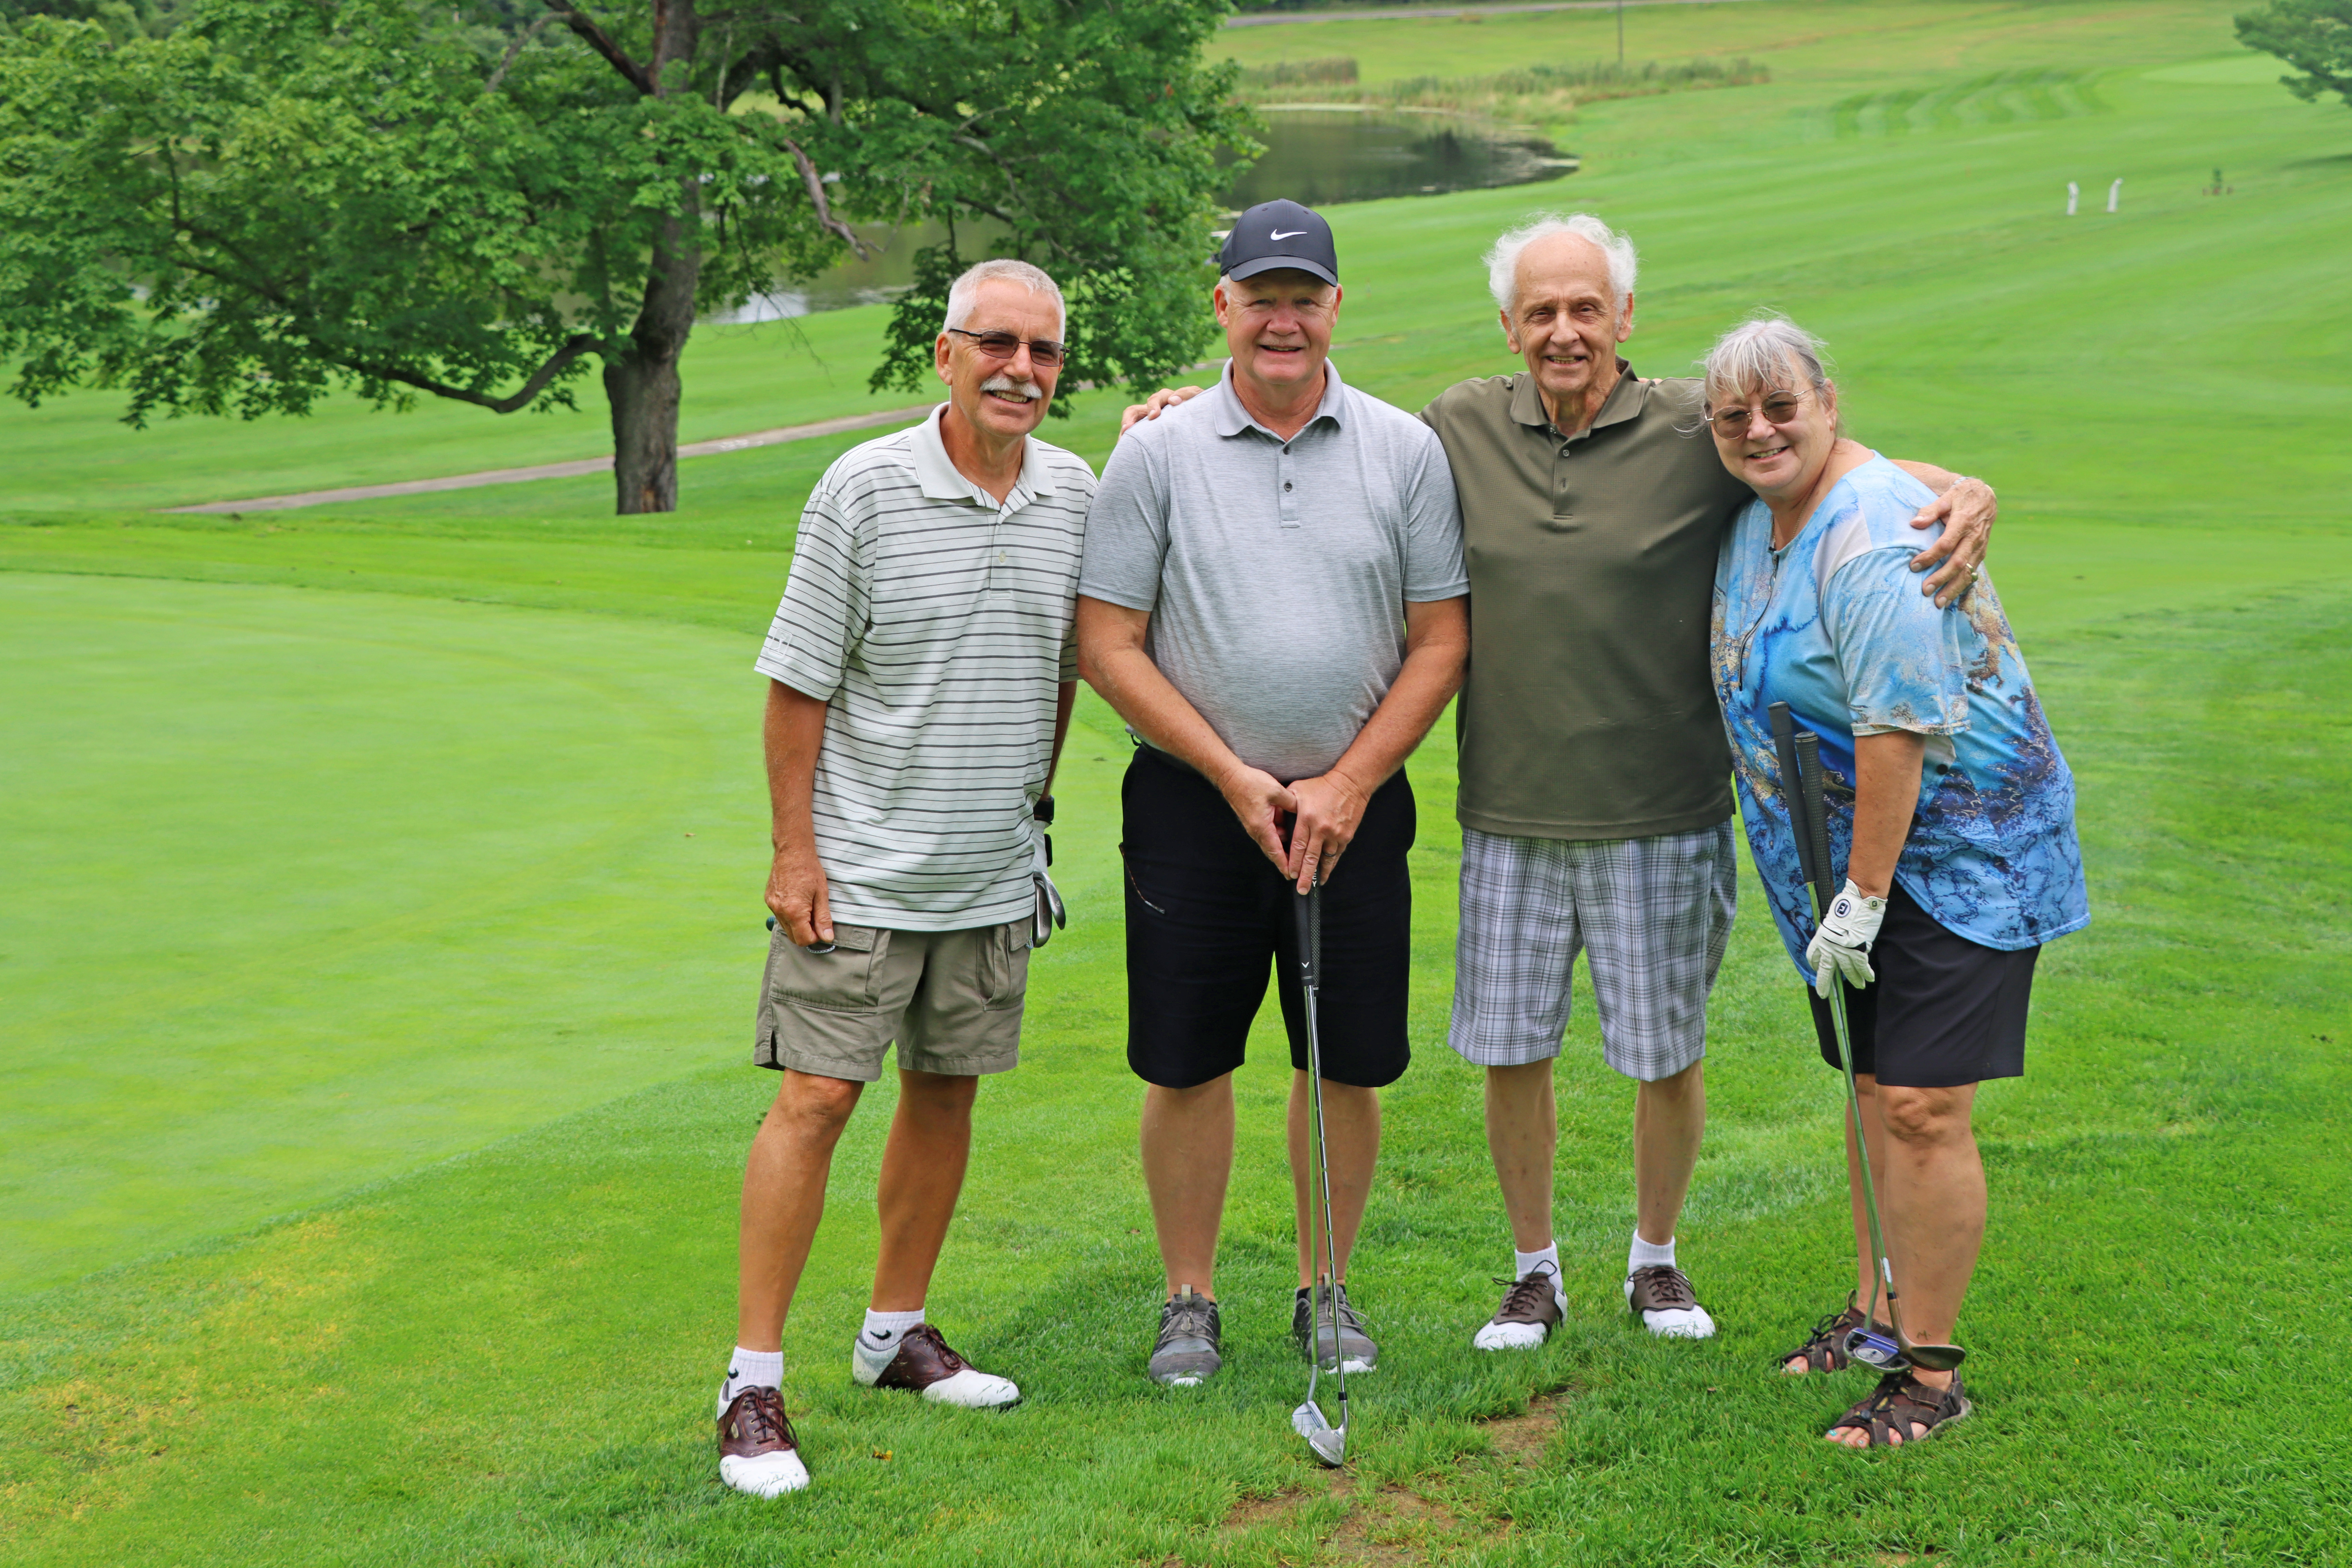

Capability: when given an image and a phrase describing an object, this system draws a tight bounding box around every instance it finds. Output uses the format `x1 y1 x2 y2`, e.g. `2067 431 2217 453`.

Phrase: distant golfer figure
1078 200 1469 1388
716 260 1090 1497
1702 315 2089 1446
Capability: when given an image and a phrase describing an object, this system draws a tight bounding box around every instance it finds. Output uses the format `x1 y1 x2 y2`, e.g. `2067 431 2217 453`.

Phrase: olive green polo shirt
1418 364 1752 840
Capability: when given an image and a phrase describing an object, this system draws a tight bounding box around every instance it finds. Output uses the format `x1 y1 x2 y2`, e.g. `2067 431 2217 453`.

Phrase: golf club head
1903 1342 1967 1373
1843 1324 1910 1371
1292 1400 1347 1467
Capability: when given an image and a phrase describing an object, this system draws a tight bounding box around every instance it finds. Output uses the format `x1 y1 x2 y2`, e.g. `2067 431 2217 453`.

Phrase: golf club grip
1794 731 1837 919
1309 880 1321 985
1293 888 1317 989
1767 702 1819 892
1294 884 1323 989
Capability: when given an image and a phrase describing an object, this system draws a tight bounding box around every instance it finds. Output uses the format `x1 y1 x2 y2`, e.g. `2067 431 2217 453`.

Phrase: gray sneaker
1150 1286 1222 1387
1293 1282 1377 1373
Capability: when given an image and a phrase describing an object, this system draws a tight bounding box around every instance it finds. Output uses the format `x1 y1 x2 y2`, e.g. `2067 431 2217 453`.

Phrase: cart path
1224 0 1765 27
165 404 934 515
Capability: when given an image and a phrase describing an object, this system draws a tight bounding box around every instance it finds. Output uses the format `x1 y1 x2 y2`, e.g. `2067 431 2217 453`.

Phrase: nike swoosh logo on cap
1270 229 1307 240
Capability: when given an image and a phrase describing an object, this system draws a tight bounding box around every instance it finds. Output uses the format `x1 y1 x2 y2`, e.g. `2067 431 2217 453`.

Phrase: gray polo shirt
1080 361 1468 781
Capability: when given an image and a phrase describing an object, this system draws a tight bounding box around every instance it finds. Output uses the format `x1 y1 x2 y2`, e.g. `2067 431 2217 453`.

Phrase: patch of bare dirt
1164 1390 1569 1565
1479 1390 1566 1463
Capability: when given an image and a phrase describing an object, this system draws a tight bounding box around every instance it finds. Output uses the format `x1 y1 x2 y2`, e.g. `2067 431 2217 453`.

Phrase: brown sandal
1828 1370 1971 1447
1776 1296 1896 1374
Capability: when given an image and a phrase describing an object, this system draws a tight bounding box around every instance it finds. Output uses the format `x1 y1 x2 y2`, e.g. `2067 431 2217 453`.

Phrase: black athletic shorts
1807 881 2038 1088
1120 745 1414 1091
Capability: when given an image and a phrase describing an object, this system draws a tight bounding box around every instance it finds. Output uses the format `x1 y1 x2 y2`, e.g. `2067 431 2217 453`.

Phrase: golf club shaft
1294 884 1346 1419
1790 725 1897 1339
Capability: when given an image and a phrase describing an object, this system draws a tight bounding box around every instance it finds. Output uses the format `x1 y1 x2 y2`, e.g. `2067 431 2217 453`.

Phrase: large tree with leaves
2236 0 2352 111
0 0 1248 511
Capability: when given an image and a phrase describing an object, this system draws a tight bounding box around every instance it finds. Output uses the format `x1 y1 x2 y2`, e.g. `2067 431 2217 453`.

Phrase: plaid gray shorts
1447 821 1737 1082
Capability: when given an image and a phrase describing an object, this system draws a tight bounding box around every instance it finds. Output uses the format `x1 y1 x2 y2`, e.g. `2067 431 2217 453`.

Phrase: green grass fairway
5 1 2351 1563
0 307 916 513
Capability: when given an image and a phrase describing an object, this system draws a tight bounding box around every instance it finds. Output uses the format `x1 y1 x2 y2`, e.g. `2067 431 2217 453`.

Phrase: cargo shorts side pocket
770 923 886 1013
978 920 1032 1012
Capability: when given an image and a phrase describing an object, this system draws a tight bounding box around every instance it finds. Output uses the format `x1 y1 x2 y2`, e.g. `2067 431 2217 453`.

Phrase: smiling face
1705 355 1839 505
1501 232 1633 425
933 277 1063 441
1215 269 1341 400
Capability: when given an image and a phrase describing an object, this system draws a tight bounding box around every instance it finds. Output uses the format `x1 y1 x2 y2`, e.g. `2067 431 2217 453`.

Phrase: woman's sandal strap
1777 1304 1862 1372
1830 1371 1970 1447
1777 1296 1896 1374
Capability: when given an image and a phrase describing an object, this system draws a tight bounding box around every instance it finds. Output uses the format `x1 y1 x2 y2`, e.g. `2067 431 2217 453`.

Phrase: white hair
1701 313 1833 403
1485 213 1638 315
943 259 1065 334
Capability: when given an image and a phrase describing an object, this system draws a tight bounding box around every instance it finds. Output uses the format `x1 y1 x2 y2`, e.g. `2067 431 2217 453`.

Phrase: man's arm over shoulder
1076 422 1169 613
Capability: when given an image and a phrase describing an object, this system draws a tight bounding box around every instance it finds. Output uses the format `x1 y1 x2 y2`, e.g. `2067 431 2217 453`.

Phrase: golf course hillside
4 1 2347 1562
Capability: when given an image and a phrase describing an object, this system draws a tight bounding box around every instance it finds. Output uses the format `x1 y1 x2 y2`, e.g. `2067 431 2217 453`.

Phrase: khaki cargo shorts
754 920 1030 1082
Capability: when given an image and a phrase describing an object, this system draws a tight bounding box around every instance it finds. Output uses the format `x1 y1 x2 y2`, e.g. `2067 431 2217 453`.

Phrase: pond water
712 108 1574 322
1225 107 1574 209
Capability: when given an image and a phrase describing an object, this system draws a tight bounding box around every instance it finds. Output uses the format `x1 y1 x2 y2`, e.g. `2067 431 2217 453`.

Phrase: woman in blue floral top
1704 316 2088 1448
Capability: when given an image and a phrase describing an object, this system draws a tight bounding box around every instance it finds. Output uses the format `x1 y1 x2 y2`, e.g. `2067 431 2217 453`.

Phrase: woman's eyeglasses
947 328 1066 368
1704 391 1809 435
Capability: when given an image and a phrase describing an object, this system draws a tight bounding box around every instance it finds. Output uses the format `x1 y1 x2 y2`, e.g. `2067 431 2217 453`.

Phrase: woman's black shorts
1807 882 2038 1088
1120 746 1414 1091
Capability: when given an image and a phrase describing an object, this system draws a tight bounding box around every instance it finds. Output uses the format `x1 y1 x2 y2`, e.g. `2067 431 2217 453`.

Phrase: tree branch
537 0 652 94
343 333 604 413
486 14 557 95
781 138 873 258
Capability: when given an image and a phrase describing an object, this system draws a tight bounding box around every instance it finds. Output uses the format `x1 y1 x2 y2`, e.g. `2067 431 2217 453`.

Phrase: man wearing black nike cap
1078 200 1469 1386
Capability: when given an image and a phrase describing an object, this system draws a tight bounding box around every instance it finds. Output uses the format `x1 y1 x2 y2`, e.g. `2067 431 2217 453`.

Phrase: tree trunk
607 0 703 516
606 236 693 515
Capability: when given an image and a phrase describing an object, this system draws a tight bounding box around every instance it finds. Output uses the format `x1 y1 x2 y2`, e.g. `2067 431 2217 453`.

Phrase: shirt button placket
1554 440 1574 524
1279 442 1300 529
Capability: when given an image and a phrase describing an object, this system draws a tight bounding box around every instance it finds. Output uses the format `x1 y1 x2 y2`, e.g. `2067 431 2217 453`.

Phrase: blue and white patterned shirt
1711 455 2089 981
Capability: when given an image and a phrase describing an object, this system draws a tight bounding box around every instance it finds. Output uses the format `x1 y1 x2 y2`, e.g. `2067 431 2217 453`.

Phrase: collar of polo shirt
1208 357 1350 440
1510 357 1650 438
910 403 1060 504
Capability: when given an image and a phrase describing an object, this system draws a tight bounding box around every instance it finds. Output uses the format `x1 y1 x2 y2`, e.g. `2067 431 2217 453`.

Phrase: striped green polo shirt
756 406 1093 930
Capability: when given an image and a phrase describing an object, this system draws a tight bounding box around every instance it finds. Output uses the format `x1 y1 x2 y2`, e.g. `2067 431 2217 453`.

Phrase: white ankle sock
1628 1231 1677 1273
1514 1242 1561 1281
859 1307 924 1354
719 1346 783 1416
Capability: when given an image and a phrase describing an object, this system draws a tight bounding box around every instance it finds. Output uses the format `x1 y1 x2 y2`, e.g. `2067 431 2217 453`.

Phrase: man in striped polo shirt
713 260 1091 1499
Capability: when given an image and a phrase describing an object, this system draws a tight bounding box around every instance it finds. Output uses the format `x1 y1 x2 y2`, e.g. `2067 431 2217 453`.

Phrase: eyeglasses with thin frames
946 327 1066 368
1703 390 1810 436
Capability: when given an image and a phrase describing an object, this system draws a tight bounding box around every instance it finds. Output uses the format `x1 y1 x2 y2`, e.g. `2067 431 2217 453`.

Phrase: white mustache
980 373 1044 402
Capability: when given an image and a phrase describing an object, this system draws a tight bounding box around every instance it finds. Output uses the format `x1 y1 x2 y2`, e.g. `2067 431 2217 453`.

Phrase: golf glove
1806 879 1885 998
1031 832 1067 949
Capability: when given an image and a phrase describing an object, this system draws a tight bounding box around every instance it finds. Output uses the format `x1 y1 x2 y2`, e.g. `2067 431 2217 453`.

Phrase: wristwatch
1033 795 1056 827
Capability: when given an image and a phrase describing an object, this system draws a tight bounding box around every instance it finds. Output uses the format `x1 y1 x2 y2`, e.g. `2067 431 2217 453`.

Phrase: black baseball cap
1215 199 1338 286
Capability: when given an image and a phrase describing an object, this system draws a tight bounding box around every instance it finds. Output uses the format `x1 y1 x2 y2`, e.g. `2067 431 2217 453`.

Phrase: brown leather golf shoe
1625 1264 1717 1339
1474 1262 1567 1350
851 1322 1021 1408
717 1386 810 1497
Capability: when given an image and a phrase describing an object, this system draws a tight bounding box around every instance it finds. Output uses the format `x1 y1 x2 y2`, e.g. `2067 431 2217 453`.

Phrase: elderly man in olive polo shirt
1422 213 1994 1351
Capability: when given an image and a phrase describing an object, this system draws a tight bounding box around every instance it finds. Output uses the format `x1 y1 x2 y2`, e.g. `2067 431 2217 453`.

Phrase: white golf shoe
1626 1264 1717 1339
852 1323 1021 1408
1474 1262 1568 1350
717 1387 811 1497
